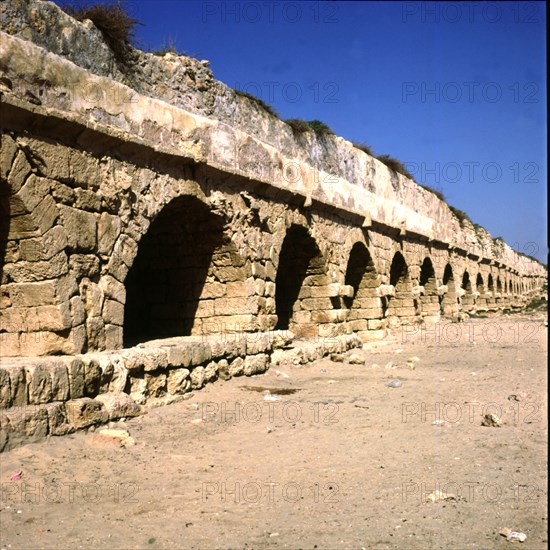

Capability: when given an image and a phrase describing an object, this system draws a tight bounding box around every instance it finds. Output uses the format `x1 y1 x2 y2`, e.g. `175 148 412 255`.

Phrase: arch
386 252 414 322
440 263 458 318
274 224 330 335
419 257 439 319
344 242 381 333
123 195 249 345
475 273 487 310
461 270 474 312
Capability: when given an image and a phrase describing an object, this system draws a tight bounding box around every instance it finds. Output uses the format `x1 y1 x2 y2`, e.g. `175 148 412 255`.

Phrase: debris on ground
97 428 136 446
384 362 398 369
500 528 527 543
432 420 444 427
426 490 458 502
481 413 502 427
9 471 23 481
406 361 416 370
275 370 290 378
347 354 364 365
330 353 345 362
385 379 402 388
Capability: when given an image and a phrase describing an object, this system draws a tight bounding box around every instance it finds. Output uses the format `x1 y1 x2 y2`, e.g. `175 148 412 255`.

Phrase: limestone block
6 281 57 307
69 296 86 326
50 361 70 402
167 368 190 394
244 353 269 376
81 357 102 396
190 342 212 366
65 398 108 429
98 212 122 255
35 302 72 331
7 150 32 194
190 366 205 389
3 252 69 283
105 324 123 350
47 403 74 436
103 299 124 325
144 372 167 396
0 366 12 408
34 195 59 234
245 333 271 355
1 405 49 441
437 285 448 296
228 357 244 377
217 359 230 380
339 285 355 298
61 356 85 399
99 275 126 303
69 254 100 279
377 284 395 297
58 205 97 251
112 234 138 267
14 174 50 213
75 188 101 211
204 361 218 382
0 133 18 181
94 392 141 420
367 319 384 330
25 362 53 405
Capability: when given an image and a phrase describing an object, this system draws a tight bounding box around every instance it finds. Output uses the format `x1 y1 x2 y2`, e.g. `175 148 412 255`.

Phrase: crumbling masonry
0 0 546 450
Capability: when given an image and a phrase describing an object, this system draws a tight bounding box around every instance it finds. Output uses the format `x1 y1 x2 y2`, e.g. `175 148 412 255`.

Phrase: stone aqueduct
0 1 546 447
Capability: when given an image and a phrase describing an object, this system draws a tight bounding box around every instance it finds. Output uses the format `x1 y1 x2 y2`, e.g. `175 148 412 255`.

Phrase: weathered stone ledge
0 331 361 451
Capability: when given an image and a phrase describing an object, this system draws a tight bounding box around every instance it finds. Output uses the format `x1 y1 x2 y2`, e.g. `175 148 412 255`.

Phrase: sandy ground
0 313 547 550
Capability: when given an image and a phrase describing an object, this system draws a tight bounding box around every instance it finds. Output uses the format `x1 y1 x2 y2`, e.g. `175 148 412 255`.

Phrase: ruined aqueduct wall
0 0 546 361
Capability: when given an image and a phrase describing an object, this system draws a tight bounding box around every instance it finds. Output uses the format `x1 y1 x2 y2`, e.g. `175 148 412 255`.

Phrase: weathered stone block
167 368 190 394
50 362 70 401
14 174 50 213
94 392 141 420
97 212 122 255
244 353 269 375
99 275 125 303
58 205 97 251
228 357 244 377
25 362 53 405
65 398 108 429
204 361 218 382
7 150 32 194
0 133 18 181
69 254 100 279
103 299 124 325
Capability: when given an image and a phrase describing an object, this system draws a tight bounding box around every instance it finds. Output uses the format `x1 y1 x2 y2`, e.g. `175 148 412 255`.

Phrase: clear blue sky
62 1 548 263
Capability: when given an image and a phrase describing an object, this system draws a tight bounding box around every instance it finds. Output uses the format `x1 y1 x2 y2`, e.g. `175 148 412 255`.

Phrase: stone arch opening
476 273 487 310
124 195 245 345
441 264 458 317
344 242 381 333
275 225 329 334
386 252 414 321
461 271 474 311
419 257 439 319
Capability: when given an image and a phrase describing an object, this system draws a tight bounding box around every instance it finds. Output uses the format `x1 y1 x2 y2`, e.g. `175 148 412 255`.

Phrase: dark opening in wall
123 196 224 345
462 271 474 311
387 252 414 319
476 273 484 292
441 263 457 317
419 257 438 317
344 242 381 327
488 274 494 292
275 225 325 331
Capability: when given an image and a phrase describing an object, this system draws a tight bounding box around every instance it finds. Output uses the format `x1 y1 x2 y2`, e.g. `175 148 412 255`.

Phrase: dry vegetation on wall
61 1 139 65
284 118 335 137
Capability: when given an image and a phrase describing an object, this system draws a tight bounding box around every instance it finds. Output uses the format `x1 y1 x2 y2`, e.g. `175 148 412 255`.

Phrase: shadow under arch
123 195 225 346
386 251 414 320
441 263 458 317
461 271 474 311
275 225 326 332
344 242 381 328
419 257 438 319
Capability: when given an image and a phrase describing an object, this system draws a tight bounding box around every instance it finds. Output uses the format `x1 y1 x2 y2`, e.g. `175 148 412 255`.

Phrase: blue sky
62 1 547 263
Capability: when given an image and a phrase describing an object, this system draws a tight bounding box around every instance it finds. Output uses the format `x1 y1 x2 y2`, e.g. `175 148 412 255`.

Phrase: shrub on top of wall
62 1 140 66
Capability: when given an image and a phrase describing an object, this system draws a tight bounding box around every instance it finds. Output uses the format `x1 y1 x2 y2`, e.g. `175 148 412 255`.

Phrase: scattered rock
409 356 420 363
406 361 416 370
481 413 502 427
275 370 290 378
96 428 135 447
330 353 345 362
500 528 527 543
347 354 364 365
385 379 402 388
508 394 520 402
432 420 444 427
384 362 398 370
426 490 458 502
